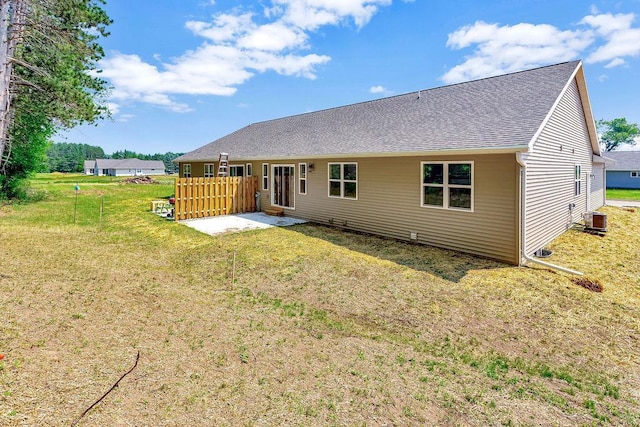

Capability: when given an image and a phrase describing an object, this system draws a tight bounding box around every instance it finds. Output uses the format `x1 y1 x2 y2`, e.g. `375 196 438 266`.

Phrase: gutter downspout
516 153 583 276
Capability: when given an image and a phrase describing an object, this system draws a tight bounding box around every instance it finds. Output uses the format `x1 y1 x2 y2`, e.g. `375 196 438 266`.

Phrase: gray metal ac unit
583 212 607 232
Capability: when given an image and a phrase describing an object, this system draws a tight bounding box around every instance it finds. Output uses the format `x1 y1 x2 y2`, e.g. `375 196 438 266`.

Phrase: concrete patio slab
180 212 306 236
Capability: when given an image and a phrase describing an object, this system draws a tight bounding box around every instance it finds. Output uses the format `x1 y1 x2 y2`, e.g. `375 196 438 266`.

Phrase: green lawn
607 188 640 200
0 174 639 425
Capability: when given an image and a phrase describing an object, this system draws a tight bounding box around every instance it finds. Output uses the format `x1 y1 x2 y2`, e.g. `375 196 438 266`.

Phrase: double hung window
575 165 582 196
183 164 192 178
328 163 357 199
262 163 269 190
299 163 307 195
421 162 473 210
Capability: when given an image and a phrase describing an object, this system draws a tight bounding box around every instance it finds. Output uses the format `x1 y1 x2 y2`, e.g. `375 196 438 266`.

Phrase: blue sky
56 0 640 154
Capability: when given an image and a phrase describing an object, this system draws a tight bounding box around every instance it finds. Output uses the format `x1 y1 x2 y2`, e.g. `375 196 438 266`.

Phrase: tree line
46 142 183 174
0 0 112 198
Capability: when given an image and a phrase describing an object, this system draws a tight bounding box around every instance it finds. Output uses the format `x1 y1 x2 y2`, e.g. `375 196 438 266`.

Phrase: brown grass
0 178 638 426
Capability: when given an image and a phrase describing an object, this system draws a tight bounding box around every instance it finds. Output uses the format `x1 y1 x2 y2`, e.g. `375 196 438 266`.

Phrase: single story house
84 159 166 176
603 151 640 189
174 60 605 265
83 160 95 175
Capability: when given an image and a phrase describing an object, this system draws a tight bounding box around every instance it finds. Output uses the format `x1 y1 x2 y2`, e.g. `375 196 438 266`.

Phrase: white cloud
582 13 640 66
442 12 640 84
370 85 386 93
185 13 256 44
116 113 136 123
604 57 626 68
106 102 120 115
442 21 592 83
99 0 391 112
237 22 308 51
275 0 392 30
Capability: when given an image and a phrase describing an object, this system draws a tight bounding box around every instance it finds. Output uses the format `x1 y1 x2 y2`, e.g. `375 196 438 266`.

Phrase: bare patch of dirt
571 277 603 292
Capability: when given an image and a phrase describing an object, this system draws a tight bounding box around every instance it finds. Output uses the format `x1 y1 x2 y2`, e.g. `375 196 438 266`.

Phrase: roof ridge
240 60 581 129
176 60 584 163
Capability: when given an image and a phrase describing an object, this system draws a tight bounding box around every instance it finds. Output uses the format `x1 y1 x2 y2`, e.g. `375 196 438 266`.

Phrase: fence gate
174 176 259 220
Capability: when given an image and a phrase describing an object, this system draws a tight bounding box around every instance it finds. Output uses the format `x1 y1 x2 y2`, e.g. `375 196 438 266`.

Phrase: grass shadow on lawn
287 222 507 282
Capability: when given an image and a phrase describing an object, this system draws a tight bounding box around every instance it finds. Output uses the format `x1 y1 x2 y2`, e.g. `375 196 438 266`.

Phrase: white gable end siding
524 79 593 255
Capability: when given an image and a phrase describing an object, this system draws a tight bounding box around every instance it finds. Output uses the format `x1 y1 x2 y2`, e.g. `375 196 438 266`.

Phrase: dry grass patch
0 176 638 425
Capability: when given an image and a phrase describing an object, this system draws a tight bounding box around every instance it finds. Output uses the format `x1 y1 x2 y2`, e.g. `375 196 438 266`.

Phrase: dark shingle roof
604 151 640 170
176 61 582 162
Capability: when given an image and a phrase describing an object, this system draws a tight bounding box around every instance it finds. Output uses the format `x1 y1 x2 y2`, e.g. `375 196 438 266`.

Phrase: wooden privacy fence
174 176 259 220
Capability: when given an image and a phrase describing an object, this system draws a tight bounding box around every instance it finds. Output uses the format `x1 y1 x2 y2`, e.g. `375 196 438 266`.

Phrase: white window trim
328 162 358 200
271 164 296 210
204 163 215 178
420 161 474 212
183 163 191 178
246 163 253 177
299 163 307 195
262 163 269 190
630 171 640 178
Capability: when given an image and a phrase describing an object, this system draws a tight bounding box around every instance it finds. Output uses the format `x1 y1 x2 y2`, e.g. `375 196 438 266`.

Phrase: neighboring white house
83 160 95 175
84 159 166 176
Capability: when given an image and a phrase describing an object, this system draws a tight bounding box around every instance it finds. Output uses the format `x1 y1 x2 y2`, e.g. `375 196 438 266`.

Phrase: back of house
175 61 603 265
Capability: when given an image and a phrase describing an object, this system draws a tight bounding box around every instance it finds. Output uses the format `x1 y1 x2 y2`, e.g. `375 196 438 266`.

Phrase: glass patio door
272 165 295 208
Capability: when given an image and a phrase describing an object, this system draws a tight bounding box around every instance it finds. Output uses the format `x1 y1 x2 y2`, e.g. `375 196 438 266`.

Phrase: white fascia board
184 146 530 163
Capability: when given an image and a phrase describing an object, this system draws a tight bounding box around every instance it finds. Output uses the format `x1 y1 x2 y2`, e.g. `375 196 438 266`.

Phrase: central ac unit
583 212 607 232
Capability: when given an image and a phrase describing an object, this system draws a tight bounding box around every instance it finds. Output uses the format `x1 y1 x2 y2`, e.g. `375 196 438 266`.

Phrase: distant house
83 160 95 175
174 61 605 265
84 159 166 176
604 151 640 189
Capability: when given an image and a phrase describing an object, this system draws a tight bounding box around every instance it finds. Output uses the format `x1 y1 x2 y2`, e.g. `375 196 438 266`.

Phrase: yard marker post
231 251 236 287
73 184 80 224
99 195 104 228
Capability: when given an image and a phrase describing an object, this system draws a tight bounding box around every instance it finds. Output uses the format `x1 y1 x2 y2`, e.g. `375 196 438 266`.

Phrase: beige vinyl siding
262 154 519 264
590 163 605 210
179 162 204 178
524 79 593 255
